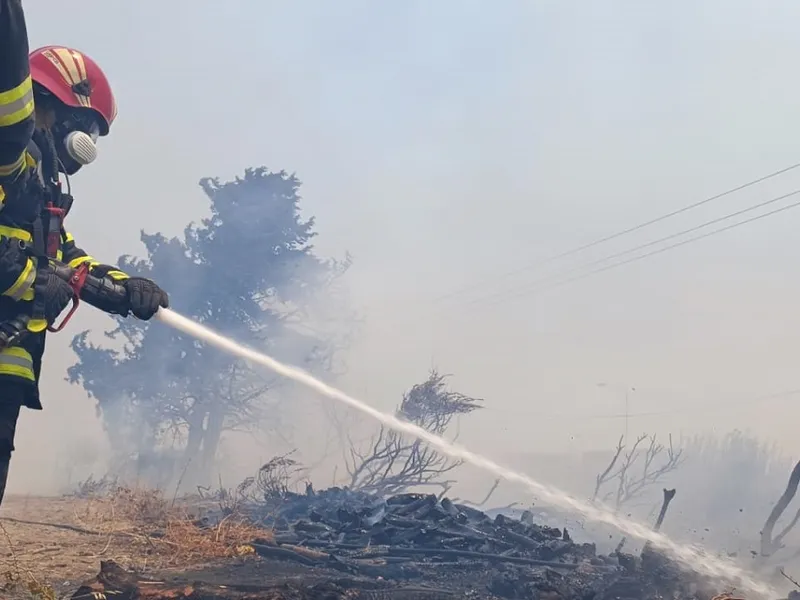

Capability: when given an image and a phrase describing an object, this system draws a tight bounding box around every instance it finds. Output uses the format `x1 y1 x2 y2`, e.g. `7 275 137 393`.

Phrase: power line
434 161 800 304
468 189 800 310
483 388 800 420
463 188 800 309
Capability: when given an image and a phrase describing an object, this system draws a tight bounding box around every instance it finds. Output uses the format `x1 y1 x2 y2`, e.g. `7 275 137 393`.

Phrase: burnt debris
71 487 722 599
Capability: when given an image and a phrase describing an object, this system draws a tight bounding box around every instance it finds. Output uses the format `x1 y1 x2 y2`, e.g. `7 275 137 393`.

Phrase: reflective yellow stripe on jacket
0 74 34 128
63 231 127 280
104 269 128 280
0 224 63 261
0 224 62 333
67 255 98 269
4 256 34 300
0 346 34 381
0 225 35 301
0 153 25 178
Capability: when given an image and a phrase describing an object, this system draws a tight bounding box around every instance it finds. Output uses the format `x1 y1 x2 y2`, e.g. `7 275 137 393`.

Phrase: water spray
155 307 778 598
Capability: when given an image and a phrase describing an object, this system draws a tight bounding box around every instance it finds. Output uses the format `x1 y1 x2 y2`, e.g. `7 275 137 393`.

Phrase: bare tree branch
347 369 482 496
593 433 685 511
593 436 624 502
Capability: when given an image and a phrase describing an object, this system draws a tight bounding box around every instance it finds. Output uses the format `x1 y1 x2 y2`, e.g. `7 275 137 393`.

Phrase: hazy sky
10 0 800 492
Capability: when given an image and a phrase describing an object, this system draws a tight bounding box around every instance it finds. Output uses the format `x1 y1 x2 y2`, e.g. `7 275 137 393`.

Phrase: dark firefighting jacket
0 0 128 409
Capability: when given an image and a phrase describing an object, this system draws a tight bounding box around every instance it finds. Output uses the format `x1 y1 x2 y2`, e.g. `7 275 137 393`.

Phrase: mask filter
63 131 97 166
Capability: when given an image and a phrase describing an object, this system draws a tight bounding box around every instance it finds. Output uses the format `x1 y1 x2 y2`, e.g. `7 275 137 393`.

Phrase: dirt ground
0 493 162 596
0 492 290 598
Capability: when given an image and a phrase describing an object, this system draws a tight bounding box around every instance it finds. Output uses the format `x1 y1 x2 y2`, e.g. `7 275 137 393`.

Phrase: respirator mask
51 109 100 175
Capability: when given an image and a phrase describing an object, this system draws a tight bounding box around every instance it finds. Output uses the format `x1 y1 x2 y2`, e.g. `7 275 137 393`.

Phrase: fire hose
0 260 127 349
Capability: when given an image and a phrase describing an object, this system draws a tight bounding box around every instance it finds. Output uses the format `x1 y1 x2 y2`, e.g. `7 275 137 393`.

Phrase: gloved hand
42 272 75 323
122 277 169 320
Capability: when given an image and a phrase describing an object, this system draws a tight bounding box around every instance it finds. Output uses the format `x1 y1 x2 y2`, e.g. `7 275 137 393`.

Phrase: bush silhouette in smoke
346 369 482 496
67 167 351 486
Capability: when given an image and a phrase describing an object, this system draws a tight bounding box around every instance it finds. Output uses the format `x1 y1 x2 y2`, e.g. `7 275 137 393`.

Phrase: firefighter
0 0 169 504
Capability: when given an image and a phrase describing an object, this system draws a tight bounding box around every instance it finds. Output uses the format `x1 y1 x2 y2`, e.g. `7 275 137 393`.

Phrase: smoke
4 5 800 587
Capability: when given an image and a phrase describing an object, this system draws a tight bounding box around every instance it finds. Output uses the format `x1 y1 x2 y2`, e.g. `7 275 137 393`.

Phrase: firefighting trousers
0 392 22 507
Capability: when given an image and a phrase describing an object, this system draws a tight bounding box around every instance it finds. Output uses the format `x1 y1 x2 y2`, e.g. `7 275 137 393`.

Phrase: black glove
42 272 75 323
122 277 169 320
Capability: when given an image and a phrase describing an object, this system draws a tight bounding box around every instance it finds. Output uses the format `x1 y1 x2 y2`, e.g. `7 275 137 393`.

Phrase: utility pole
624 387 629 445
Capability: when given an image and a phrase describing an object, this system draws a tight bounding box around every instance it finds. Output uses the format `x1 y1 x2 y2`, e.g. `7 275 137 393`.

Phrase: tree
346 370 482 496
592 433 684 511
67 167 351 485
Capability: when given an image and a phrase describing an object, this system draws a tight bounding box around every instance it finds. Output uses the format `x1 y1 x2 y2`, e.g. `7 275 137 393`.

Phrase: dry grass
0 486 270 598
162 517 264 563
83 484 270 567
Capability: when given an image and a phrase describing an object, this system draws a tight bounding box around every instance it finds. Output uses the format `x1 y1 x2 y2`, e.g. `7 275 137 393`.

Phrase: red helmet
29 46 117 136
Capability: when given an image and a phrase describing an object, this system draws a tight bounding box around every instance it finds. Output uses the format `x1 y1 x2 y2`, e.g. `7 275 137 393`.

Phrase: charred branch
654 488 676 532
761 459 800 556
